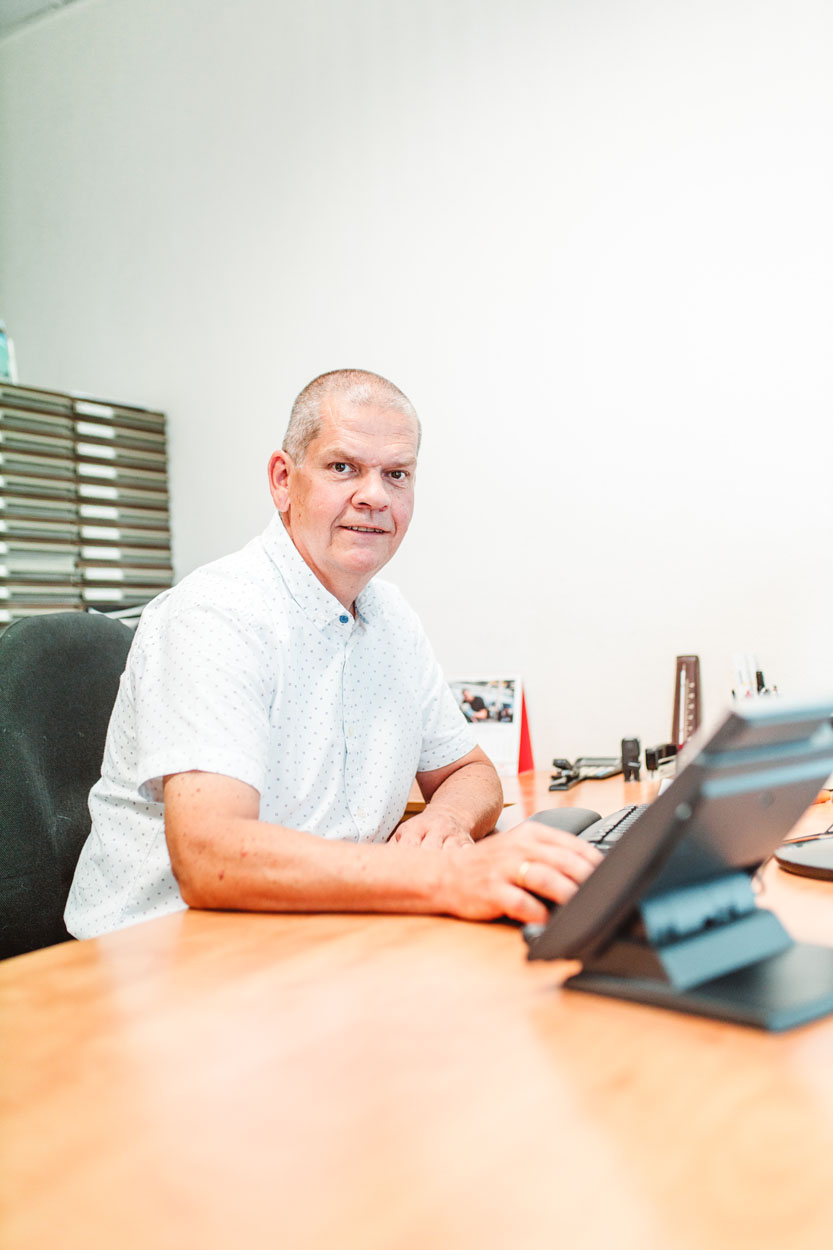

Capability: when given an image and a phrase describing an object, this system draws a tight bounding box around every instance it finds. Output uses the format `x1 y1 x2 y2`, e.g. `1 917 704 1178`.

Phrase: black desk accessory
550 757 623 791
526 698 833 1030
645 742 678 773
530 807 602 836
621 737 641 781
575 756 623 779
775 831 833 881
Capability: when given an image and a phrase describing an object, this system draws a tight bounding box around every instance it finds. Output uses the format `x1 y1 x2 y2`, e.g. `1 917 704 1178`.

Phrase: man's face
268 397 419 609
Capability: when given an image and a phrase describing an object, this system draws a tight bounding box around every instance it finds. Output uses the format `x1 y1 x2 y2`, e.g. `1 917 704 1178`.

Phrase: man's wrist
423 806 468 837
388 806 475 849
419 806 477 848
432 845 465 913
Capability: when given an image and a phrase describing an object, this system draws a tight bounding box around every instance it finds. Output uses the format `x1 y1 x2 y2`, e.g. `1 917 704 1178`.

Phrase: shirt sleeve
411 618 475 773
130 589 278 802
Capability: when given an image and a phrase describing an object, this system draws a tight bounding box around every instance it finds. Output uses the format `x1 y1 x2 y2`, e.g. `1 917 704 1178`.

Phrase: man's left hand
389 809 475 850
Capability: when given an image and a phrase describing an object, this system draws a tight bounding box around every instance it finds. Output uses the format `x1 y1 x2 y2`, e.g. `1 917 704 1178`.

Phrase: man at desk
65 369 600 939
461 689 490 722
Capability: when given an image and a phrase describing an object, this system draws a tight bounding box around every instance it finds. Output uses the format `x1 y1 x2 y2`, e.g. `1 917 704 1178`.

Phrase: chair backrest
0 611 133 959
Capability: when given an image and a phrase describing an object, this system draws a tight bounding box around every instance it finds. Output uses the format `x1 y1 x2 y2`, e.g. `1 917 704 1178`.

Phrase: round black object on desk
529 807 601 836
775 834 833 882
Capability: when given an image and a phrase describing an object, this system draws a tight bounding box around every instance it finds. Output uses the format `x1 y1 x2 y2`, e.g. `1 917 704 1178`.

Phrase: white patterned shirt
65 515 473 938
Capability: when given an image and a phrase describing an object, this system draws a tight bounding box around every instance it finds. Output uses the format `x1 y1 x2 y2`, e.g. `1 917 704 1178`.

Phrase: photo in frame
448 676 534 776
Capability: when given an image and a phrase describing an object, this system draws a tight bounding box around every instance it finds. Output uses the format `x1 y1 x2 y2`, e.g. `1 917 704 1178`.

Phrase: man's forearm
164 761 502 915
170 812 452 914
420 760 503 841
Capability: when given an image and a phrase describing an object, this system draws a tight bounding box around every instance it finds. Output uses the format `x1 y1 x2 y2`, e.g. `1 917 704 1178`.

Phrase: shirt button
339 614 349 624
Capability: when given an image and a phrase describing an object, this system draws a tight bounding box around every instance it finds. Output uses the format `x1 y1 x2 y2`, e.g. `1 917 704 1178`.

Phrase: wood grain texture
2 776 833 1250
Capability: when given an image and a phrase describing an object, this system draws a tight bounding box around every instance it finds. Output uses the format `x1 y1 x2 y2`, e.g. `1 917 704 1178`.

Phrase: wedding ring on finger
516 859 533 890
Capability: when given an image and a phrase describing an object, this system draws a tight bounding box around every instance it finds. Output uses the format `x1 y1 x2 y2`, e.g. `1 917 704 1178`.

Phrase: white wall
1 0 831 764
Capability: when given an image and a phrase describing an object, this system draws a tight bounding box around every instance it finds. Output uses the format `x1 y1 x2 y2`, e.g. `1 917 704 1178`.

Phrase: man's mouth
342 525 388 534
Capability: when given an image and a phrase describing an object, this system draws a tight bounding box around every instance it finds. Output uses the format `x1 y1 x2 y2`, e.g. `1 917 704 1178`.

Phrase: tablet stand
566 870 833 1030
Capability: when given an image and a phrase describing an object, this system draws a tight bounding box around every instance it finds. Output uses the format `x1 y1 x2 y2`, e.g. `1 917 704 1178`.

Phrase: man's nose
353 471 389 509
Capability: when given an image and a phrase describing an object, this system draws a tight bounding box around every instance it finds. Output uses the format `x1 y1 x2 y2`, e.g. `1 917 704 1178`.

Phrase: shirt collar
260 513 382 629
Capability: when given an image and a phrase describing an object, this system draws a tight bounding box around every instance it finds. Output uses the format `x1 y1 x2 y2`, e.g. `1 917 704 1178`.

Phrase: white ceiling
0 0 83 37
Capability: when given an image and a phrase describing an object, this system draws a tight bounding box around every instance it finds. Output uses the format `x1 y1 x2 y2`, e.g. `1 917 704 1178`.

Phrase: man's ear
267 449 293 512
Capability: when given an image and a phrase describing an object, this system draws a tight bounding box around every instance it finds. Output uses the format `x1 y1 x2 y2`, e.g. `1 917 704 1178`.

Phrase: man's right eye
332 462 349 473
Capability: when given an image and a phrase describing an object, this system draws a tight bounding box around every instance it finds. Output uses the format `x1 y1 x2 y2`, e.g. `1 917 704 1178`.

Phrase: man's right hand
435 819 603 926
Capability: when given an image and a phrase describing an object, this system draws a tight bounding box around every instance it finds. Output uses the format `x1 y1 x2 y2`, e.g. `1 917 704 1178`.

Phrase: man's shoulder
140 533 285 633
365 576 415 619
180 539 272 599
363 577 431 641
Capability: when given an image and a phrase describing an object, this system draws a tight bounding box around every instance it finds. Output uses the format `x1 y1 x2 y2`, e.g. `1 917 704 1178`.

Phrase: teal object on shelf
0 320 18 382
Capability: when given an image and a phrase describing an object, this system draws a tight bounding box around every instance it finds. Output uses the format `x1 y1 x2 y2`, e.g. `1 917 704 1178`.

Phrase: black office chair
0 611 133 960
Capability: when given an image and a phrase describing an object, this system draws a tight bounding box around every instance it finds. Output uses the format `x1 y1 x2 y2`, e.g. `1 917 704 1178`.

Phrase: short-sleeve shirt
64 515 474 938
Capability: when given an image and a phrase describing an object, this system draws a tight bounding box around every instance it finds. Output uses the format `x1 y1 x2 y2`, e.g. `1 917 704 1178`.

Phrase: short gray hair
283 369 421 462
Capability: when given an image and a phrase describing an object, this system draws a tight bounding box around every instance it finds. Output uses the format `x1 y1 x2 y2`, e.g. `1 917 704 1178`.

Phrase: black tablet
525 699 833 965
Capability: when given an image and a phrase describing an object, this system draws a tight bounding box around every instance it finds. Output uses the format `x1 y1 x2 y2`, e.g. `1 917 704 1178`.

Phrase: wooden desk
3 775 833 1250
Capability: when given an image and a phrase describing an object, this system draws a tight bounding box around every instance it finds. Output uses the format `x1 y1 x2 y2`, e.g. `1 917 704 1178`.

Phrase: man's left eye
388 470 407 481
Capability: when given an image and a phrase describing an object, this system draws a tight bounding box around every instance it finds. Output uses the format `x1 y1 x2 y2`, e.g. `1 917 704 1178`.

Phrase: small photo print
451 679 516 724
449 676 522 776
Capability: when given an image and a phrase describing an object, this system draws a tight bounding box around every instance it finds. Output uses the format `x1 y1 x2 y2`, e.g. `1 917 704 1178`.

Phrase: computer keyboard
577 803 648 851
518 803 650 944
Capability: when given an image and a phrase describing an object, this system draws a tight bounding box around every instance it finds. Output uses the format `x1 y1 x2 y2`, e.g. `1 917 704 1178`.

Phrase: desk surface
3 775 833 1250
